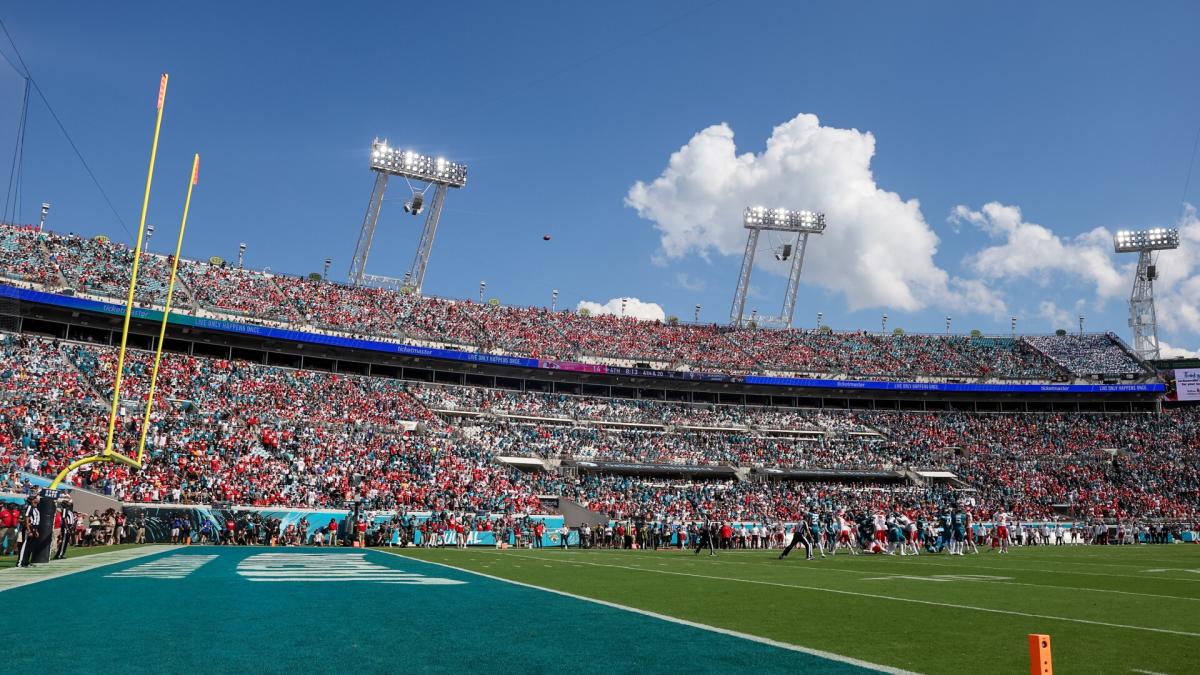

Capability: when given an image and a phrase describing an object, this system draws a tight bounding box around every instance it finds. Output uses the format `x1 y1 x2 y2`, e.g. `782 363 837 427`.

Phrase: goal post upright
103 72 170 466
136 153 200 465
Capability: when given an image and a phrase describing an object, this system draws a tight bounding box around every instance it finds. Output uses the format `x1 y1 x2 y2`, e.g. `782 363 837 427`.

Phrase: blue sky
2 2 1199 352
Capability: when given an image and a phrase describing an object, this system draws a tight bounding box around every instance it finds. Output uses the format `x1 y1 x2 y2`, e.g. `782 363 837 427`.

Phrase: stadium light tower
347 139 468 293
730 206 826 327
1114 227 1179 360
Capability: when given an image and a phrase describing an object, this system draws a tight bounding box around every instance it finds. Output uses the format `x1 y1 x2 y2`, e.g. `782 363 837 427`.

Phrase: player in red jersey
994 509 1011 554
963 509 979 555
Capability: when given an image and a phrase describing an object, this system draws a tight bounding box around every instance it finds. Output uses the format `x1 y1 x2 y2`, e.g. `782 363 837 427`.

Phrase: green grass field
1 544 1196 673
394 545 1200 674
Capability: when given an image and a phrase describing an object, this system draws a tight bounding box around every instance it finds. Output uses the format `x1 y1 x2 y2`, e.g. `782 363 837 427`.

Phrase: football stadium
2 4 1199 674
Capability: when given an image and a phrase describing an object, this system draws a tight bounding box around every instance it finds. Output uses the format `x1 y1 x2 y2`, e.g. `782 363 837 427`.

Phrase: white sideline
499 551 1200 639
0 546 180 592
382 550 914 674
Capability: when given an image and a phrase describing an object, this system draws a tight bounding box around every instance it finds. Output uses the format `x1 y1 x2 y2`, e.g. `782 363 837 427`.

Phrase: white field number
236 552 466 585
108 554 218 579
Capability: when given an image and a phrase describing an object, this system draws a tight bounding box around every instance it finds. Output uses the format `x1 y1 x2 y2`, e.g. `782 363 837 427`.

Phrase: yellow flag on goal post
51 73 169 489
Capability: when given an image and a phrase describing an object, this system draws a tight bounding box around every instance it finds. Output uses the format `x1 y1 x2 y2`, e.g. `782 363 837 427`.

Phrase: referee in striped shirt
54 496 75 560
15 494 40 568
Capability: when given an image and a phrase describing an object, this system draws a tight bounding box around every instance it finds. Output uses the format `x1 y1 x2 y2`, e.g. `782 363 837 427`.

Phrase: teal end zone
4 547 873 673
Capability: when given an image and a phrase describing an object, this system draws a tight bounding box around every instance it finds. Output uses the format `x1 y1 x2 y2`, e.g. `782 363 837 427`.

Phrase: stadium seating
180 261 297 322
946 336 1064 380
42 232 179 305
0 331 1194 525
0 222 1151 381
280 276 411 337
0 225 58 286
1025 334 1146 376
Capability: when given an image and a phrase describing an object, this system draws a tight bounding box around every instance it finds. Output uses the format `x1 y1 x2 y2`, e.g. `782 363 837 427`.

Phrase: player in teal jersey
951 507 968 556
937 510 953 554
809 510 826 559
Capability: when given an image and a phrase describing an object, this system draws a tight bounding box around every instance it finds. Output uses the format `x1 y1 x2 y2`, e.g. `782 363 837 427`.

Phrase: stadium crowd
1025 334 1147 376
1 332 1195 535
0 222 1149 380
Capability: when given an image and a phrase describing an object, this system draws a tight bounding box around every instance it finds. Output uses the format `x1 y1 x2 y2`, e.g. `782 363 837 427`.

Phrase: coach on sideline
0 501 16 556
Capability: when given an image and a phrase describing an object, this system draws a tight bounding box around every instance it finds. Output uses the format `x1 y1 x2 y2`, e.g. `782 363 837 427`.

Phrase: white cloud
959 202 1200 348
577 297 666 322
944 277 1008 317
1152 205 1200 336
953 202 1126 300
674 272 706 291
627 113 1003 314
1037 301 1075 331
1159 340 1199 359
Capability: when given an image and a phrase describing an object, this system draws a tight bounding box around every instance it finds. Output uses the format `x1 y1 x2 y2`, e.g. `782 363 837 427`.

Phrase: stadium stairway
721 331 765 371
1107 332 1157 378
545 495 609 528
171 274 199 310
59 344 112 405
528 310 583 359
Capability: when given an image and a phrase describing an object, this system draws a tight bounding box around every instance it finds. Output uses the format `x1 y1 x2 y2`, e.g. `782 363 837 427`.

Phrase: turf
393 544 1200 674
2 545 847 674
3 544 1195 673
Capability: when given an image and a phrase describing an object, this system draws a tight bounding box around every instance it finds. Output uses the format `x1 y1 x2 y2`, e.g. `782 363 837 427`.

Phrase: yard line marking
860 574 1013 583
878 555 1200 583
997 554 1200 569
503 553 1200 638
695 550 1200 583
0 546 180 592
656 554 1200 603
383 551 913 674
547 550 1200 601
1130 669 1169 675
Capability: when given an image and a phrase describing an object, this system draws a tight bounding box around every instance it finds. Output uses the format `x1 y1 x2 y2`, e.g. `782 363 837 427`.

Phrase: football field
3 544 1197 673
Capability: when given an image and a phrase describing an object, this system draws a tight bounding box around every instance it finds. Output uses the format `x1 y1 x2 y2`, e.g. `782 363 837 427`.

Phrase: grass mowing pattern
393 545 1200 674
